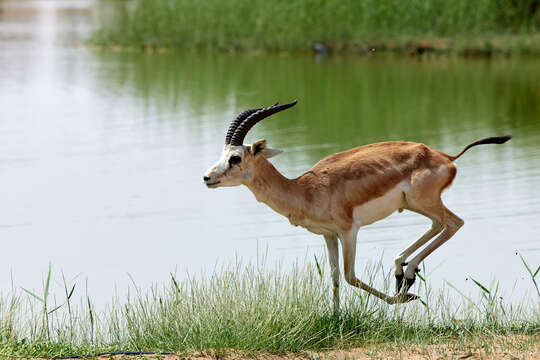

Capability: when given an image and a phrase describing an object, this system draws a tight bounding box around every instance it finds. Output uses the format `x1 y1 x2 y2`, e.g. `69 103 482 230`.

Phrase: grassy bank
90 0 540 54
0 258 538 358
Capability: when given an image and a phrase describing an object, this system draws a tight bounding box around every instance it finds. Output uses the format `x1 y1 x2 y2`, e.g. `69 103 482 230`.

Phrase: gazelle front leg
394 219 443 293
340 230 418 304
323 234 340 312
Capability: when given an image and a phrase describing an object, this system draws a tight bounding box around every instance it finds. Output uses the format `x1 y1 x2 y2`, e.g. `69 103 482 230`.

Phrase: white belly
352 181 408 226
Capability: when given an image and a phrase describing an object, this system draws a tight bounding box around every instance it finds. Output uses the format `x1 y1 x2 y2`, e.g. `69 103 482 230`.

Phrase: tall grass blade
44 264 51 301
67 284 76 299
21 288 44 303
470 277 491 295
519 254 540 297
47 304 63 315
314 254 323 279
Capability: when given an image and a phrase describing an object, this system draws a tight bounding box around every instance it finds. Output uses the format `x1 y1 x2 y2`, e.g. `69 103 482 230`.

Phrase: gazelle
203 100 511 308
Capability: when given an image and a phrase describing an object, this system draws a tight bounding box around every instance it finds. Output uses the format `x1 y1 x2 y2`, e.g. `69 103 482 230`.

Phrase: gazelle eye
229 156 242 166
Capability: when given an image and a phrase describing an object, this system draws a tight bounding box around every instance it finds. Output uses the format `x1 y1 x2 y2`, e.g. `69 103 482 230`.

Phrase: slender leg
396 165 461 294
323 234 340 312
394 219 443 293
402 207 464 292
340 230 417 304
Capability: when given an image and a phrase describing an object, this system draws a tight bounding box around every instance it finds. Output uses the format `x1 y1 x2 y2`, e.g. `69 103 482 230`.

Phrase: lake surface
1 1 539 306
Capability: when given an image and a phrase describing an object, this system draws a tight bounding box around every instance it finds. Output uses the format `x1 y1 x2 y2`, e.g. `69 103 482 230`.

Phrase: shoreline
88 34 540 57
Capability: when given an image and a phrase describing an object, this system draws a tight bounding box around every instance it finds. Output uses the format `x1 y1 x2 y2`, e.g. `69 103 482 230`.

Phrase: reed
90 0 540 53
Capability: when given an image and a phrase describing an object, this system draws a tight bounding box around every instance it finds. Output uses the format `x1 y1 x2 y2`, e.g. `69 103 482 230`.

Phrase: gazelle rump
203 100 511 308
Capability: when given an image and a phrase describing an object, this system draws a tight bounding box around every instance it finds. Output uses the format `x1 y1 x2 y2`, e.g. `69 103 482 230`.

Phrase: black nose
203 176 210 181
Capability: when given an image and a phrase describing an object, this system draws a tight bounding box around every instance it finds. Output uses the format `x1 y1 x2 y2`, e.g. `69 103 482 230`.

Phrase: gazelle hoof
396 273 416 294
405 275 416 289
403 292 420 302
395 292 420 303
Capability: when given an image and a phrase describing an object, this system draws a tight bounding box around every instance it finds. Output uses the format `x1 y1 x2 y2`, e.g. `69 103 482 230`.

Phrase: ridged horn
225 107 264 145
230 100 297 146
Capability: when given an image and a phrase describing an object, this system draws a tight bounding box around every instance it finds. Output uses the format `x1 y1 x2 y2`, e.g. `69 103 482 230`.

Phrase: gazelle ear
251 139 282 158
251 139 267 156
261 147 283 158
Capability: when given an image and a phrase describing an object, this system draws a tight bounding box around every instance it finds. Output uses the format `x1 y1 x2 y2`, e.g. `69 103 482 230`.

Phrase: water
1 1 539 306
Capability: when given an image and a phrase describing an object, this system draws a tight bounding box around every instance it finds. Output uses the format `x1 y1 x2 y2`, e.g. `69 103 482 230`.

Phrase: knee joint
344 272 356 285
331 270 340 287
448 217 464 230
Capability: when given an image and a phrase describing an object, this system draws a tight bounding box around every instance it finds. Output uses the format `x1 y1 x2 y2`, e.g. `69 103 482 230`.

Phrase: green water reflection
96 52 540 162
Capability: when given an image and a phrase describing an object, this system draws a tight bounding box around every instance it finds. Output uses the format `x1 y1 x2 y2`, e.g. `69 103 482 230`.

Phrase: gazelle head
203 100 297 188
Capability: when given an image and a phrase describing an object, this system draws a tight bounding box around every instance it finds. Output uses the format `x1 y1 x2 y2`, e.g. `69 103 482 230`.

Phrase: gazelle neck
244 157 304 218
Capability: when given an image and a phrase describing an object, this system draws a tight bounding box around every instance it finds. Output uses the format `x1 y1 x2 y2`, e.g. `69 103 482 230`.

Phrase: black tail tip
496 135 512 144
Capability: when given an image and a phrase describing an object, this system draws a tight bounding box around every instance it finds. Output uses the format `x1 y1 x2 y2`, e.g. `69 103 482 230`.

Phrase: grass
0 255 538 358
90 0 540 54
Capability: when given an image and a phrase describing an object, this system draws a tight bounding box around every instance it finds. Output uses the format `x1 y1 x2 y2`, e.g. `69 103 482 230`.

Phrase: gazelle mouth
205 180 221 187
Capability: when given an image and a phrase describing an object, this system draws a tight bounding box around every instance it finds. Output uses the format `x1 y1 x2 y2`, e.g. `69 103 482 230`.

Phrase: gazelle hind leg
323 234 340 312
401 205 464 293
394 217 443 293
397 163 462 294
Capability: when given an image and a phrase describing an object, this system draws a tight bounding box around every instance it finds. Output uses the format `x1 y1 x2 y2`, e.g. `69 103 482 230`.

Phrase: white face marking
203 145 247 188
214 146 235 173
